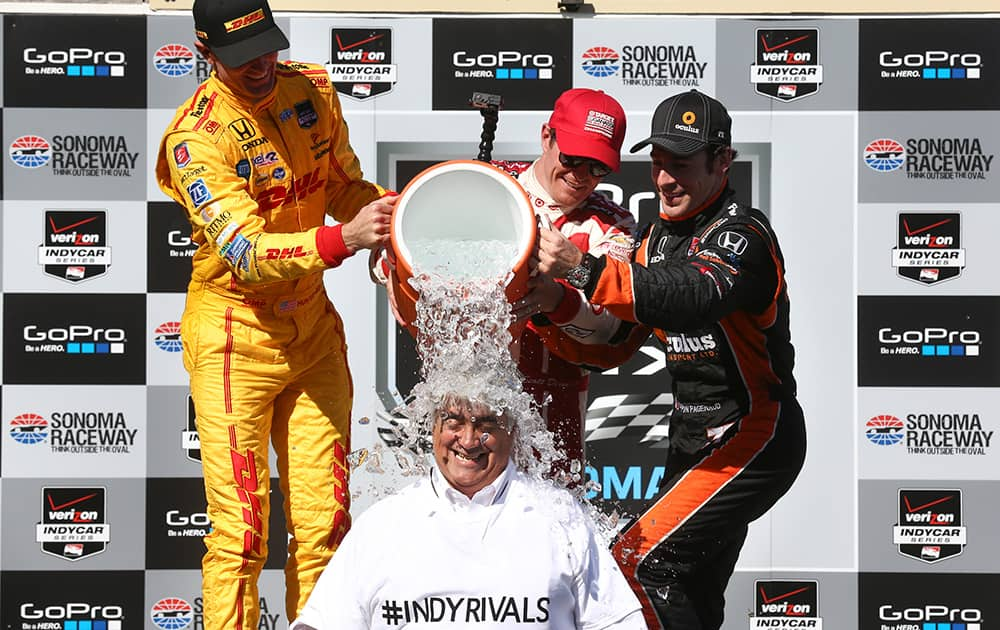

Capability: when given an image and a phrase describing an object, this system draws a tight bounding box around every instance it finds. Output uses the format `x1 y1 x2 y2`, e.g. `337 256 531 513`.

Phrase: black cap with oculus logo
629 89 732 157
193 0 289 68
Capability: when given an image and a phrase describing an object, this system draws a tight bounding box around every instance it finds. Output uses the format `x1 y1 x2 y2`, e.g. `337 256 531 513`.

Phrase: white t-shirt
292 462 646 629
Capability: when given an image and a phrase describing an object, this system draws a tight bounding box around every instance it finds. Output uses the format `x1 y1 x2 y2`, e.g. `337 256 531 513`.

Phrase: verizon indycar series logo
151 597 194 630
865 413 993 456
581 44 707 88
750 29 823 102
751 580 822 628
326 28 397 100
9 133 139 177
9 410 137 454
893 489 966 563
892 213 965 285
864 137 993 181
38 210 111 282
878 48 982 80
36 486 111 560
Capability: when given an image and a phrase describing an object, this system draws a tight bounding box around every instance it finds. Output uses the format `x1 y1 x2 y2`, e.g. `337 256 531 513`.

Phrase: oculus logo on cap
674 110 700 135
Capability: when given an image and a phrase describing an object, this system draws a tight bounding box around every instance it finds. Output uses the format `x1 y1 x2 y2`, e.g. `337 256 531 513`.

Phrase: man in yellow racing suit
155 0 395 626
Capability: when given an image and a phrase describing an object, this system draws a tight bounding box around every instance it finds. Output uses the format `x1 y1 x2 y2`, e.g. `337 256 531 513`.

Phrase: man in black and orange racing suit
538 89 807 630
155 0 395 627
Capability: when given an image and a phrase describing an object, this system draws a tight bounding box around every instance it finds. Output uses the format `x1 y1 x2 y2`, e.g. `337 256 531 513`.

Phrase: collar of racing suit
520 159 589 225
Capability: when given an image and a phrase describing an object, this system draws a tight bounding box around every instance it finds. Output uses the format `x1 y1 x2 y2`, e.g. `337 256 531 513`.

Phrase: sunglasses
557 153 612 178
550 128 612 178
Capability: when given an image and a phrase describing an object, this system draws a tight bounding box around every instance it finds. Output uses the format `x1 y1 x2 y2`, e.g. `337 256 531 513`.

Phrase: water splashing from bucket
375 238 623 544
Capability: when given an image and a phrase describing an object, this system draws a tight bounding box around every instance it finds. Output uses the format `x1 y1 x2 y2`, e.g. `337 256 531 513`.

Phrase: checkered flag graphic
585 393 672 445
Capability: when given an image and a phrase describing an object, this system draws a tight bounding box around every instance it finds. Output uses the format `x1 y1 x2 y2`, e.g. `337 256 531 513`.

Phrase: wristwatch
565 253 598 290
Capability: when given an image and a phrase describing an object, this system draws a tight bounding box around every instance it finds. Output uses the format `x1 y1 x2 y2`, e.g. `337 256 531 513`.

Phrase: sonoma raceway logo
151 597 193 630
891 213 965 285
9 134 139 177
865 413 993 456
864 136 994 181
153 44 196 78
38 210 111 282
750 28 823 102
154 322 183 352
892 488 967 563
9 410 137 454
187 596 281 630
36 486 111 561
326 28 397 100
580 44 707 88
751 580 822 629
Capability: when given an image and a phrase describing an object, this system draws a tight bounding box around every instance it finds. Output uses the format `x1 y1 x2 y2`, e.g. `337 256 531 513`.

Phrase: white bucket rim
392 160 535 271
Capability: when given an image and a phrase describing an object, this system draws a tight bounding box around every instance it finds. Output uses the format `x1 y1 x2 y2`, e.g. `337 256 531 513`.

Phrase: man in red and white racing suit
378 89 647 473
496 155 642 470
155 0 395 626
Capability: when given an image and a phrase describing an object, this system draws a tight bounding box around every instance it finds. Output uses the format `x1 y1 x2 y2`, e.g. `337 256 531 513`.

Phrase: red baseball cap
547 88 626 172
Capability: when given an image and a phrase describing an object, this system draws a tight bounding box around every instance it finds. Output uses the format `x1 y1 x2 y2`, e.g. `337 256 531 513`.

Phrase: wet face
196 42 278 102
650 145 731 220
432 398 514 499
534 125 606 211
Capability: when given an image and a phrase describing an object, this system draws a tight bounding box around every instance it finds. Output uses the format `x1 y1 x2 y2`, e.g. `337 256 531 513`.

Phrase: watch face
566 263 590 289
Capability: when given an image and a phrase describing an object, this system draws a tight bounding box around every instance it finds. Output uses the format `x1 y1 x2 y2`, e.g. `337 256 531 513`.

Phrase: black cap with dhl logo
193 0 289 68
